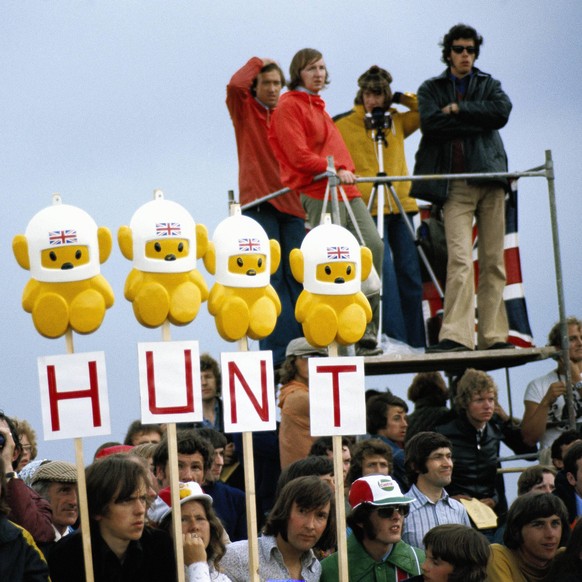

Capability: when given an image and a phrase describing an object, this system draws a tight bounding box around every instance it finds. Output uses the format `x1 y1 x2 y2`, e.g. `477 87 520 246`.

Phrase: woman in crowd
150 481 231 581
487 493 569 582
268 47 383 354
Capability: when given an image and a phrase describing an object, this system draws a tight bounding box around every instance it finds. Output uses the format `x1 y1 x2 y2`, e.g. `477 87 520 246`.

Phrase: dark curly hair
440 23 483 65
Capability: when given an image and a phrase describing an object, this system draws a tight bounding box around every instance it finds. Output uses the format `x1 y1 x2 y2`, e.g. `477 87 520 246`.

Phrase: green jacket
320 534 424 582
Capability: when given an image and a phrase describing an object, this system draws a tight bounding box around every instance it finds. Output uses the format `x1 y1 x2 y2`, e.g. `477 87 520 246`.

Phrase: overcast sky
1 1 581 466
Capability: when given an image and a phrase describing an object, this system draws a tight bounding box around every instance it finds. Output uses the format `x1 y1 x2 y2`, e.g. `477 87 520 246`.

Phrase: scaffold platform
364 346 557 376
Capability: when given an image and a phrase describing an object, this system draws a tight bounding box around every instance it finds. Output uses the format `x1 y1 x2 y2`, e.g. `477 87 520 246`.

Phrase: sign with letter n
221 351 276 433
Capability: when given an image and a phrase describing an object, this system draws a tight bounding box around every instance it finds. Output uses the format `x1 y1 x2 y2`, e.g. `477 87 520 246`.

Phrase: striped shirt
402 483 471 548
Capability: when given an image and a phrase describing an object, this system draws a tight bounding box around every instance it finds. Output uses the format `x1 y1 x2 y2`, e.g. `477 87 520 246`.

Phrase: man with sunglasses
412 24 513 353
321 474 424 581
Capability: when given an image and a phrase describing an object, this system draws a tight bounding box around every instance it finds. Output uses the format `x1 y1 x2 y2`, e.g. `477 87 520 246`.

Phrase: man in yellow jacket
335 66 425 348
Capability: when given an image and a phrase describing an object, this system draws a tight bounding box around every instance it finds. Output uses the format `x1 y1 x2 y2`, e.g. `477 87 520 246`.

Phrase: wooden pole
161 321 186 582
328 342 349 582
238 337 260 582
65 330 95 582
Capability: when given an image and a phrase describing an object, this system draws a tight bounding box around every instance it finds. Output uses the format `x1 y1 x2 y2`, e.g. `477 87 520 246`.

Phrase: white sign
221 351 276 432
38 351 111 440
309 356 366 436
138 341 202 424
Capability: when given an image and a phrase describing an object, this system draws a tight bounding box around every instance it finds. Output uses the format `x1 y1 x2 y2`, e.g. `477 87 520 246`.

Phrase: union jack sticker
156 222 181 237
238 238 261 252
327 245 350 260
48 230 78 246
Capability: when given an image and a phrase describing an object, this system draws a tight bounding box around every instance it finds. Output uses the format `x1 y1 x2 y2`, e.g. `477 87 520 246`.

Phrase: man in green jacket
321 474 424 581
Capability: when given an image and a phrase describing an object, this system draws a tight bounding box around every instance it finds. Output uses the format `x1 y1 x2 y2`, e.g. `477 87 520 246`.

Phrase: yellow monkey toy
12 194 115 339
204 211 281 341
290 222 373 347
118 190 209 328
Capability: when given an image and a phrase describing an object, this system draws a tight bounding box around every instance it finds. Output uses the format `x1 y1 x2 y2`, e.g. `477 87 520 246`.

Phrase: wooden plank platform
363 346 557 376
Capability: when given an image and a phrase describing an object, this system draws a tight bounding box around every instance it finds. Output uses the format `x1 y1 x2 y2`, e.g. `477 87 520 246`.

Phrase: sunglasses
451 45 476 55
376 504 410 519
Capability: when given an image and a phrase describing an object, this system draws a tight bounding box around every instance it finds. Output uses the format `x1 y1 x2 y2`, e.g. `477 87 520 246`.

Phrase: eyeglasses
376 504 410 519
451 45 476 55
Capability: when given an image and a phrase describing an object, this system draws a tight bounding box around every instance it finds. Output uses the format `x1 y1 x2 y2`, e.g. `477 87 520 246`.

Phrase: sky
1 1 581 476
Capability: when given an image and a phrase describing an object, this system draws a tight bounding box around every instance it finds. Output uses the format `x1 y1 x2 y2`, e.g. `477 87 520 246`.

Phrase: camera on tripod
364 107 392 131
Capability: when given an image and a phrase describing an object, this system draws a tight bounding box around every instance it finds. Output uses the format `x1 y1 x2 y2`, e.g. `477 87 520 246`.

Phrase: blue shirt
402 483 471 549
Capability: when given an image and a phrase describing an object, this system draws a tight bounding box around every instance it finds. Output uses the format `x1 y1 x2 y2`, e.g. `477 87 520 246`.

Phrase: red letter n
228 360 269 424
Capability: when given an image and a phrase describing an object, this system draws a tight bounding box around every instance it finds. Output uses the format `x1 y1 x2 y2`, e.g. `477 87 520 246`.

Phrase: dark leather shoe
486 342 516 350
356 344 383 356
426 339 472 353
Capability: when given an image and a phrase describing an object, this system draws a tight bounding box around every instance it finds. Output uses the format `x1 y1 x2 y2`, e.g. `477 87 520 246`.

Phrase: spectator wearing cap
279 337 327 469
31 461 78 546
149 481 231 582
48 454 177 582
321 474 424 581
334 65 424 349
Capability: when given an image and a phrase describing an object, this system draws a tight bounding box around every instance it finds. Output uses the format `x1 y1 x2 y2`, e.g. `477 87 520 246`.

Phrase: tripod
366 115 444 345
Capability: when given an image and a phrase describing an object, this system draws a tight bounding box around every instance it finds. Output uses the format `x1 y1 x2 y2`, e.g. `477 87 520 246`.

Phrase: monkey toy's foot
302 304 337 348
33 293 70 338
216 297 250 341
134 283 171 328
70 289 107 334
169 282 202 326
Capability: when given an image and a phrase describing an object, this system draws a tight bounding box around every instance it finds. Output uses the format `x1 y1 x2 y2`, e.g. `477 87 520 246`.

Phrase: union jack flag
156 222 181 237
327 246 350 260
49 229 77 246
238 238 261 252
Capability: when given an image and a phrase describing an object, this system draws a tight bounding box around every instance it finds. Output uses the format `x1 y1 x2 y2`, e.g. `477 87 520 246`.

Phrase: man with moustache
402 432 471 549
321 474 424 581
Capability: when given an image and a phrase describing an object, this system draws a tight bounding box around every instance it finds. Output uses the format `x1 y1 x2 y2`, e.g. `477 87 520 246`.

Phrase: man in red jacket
226 57 304 369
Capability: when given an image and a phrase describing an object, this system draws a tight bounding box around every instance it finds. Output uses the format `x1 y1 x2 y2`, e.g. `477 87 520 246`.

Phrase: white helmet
129 191 197 274
301 223 362 296
25 195 101 283
212 213 271 288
